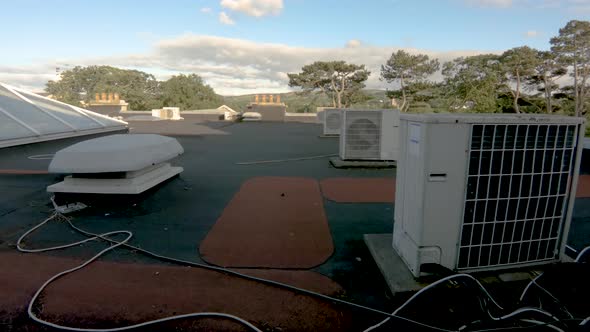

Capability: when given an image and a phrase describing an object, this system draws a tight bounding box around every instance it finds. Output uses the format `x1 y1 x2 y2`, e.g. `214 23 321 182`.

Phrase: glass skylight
0 83 127 148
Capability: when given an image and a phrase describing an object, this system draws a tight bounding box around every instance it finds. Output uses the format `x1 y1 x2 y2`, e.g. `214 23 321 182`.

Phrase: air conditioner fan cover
346 118 380 151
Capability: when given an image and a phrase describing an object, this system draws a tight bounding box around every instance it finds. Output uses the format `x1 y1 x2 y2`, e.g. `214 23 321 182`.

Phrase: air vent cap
49 134 184 173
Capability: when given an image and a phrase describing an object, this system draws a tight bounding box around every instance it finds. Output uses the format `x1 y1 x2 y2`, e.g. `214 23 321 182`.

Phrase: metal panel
323 109 342 135
458 124 579 269
343 111 382 160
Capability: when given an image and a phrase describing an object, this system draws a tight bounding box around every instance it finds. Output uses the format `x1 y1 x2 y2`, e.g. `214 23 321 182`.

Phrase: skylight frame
0 83 128 148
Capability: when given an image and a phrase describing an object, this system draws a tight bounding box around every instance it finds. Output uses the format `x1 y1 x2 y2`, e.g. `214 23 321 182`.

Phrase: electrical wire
18 210 590 332
18 213 264 332
363 273 505 332
18 210 455 332
575 246 590 263
518 272 574 319
235 154 337 165
519 244 590 320
27 154 55 160
515 319 564 332
464 318 583 332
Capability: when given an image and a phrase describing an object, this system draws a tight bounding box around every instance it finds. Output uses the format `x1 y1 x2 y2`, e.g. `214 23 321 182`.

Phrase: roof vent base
47 162 183 194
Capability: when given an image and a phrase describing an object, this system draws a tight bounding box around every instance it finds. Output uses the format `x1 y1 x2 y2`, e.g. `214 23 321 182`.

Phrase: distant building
181 105 239 121
84 92 129 116
247 94 286 122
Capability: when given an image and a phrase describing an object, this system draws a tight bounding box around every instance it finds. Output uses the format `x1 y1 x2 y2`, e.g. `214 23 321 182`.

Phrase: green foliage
442 54 503 113
46 66 160 110
527 51 567 113
550 20 590 116
159 74 222 110
500 46 540 113
45 66 223 110
407 101 431 113
380 50 440 111
287 60 370 108
223 89 391 113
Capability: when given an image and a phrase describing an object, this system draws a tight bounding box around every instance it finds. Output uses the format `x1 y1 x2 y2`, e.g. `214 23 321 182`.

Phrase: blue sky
0 0 588 95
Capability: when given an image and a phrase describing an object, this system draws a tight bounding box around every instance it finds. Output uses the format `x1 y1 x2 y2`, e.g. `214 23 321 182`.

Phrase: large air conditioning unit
323 109 342 136
339 109 400 161
393 113 585 277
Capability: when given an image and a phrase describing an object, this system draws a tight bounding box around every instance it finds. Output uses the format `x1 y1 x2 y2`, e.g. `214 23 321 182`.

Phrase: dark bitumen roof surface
1 119 589 331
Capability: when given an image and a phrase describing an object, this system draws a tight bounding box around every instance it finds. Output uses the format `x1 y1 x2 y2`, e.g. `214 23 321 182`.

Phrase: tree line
45 20 588 115
46 66 222 111
288 20 590 117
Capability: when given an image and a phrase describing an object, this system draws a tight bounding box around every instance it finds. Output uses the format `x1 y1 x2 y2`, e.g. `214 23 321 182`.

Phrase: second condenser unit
393 113 585 277
339 109 400 161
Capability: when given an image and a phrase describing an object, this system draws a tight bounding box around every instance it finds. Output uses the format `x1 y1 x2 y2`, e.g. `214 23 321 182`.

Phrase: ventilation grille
344 111 382 159
325 112 342 131
458 124 578 269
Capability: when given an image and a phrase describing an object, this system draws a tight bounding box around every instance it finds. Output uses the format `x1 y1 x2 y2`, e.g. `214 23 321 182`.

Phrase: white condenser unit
339 109 400 161
323 109 343 136
393 113 585 277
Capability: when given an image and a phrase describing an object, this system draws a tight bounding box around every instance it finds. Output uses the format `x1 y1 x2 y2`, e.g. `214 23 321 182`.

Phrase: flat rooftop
1 120 589 331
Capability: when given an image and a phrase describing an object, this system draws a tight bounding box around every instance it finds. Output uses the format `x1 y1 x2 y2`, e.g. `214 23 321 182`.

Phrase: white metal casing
152 107 183 120
393 113 585 277
339 109 400 161
162 107 183 120
47 134 184 194
323 109 342 135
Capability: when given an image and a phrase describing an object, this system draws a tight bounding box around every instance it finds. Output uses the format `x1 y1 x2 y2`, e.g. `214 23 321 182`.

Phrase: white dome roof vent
47 134 184 194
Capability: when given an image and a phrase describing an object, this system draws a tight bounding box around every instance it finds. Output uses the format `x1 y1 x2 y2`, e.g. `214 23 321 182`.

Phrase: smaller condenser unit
393 113 585 277
152 107 182 120
162 107 182 120
339 109 400 161
323 109 343 136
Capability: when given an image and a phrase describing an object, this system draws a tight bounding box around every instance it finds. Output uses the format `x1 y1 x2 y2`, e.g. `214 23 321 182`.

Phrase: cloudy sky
0 0 588 95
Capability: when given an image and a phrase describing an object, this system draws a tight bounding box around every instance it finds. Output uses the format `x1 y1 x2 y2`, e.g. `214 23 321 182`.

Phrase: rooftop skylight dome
0 82 127 148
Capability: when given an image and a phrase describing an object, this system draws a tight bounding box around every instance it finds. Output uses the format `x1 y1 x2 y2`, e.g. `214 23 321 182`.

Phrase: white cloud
469 0 590 10
218 11 235 25
200 7 212 13
466 0 512 7
0 35 499 96
346 39 362 48
220 0 283 17
524 30 539 38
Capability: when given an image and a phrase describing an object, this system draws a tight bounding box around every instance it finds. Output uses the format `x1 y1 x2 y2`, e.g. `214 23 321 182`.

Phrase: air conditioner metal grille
458 124 578 269
344 111 382 159
326 112 341 130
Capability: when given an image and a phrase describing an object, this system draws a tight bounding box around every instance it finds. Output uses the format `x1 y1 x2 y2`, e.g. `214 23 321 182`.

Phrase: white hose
236 154 337 165
18 213 263 332
519 319 565 332
363 273 504 332
19 211 454 332
575 246 590 262
18 211 581 332
27 154 55 160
